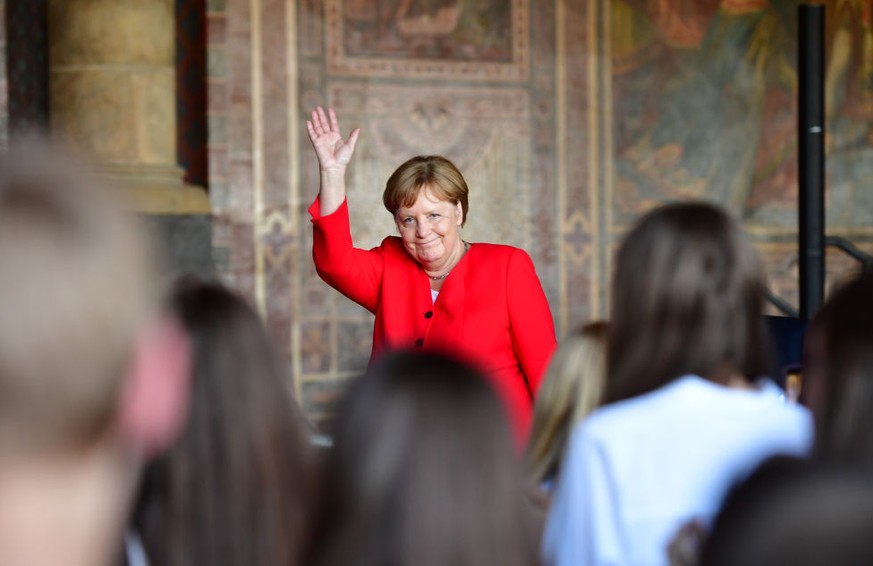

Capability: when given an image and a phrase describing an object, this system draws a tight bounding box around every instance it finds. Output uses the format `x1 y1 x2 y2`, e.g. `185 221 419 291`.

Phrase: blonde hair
525 321 609 485
0 143 158 455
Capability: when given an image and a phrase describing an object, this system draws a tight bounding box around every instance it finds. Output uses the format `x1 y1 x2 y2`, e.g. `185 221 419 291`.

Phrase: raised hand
306 106 360 171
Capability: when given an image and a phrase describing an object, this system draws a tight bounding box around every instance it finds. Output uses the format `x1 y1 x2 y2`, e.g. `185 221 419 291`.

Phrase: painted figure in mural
612 0 793 220
612 0 873 227
342 0 510 60
306 106 556 444
541 201 814 566
821 0 873 225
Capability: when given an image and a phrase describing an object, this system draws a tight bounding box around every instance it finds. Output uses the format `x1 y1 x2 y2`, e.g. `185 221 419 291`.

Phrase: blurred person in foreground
542 201 814 566
306 106 556 443
670 270 873 566
302 350 541 566
525 321 609 498
800 270 873 465
694 271 873 566
132 277 316 566
0 144 190 566
699 458 873 566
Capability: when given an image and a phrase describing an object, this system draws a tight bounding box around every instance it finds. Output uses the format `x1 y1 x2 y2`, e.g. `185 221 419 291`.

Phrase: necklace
427 241 470 281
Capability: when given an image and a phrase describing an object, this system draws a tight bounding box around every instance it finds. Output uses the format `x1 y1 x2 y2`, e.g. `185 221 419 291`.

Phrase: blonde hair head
525 321 609 485
0 142 159 455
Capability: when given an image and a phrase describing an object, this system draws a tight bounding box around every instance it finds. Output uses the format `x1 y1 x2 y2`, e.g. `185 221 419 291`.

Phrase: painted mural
341 0 512 60
611 0 873 232
205 0 872 427
325 0 528 79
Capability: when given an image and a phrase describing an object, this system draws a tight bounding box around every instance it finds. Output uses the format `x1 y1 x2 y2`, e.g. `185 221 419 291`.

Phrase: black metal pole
798 4 826 322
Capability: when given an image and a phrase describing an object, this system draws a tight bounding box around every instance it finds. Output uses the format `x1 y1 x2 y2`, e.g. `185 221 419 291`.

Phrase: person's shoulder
754 394 813 429
737 398 815 457
562 403 641 468
731 380 813 421
575 378 699 438
713 382 815 449
469 242 515 253
381 234 403 247
378 235 406 254
470 243 534 264
572 394 654 444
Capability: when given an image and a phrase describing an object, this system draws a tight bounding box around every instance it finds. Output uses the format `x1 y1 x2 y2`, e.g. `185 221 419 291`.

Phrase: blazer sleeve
506 248 557 397
309 198 383 313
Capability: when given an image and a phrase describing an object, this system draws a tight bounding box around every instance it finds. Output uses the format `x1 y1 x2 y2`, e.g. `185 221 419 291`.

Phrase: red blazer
310 199 557 442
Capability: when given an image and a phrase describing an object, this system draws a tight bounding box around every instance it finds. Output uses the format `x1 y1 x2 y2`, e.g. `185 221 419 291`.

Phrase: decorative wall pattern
209 0 873 430
325 0 527 79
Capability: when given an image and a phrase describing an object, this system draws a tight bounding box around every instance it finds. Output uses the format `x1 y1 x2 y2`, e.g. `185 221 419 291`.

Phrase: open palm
306 106 360 171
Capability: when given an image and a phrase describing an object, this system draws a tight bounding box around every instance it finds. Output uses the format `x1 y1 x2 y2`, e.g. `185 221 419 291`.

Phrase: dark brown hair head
604 201 772 403
803 271 873 464
134 277 314 566
304 350 540 566
701 458 873 566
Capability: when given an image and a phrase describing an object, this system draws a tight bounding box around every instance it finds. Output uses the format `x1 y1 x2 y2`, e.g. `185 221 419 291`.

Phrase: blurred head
305 350 539 566
605 201 771 403
700 459 873 566
802 271 873 465
134 277 314 566
525 321 609 485
0 143 172 457
0 142 189 566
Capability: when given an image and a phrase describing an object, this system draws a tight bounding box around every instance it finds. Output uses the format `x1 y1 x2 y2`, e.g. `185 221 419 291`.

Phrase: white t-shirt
542 374 814 566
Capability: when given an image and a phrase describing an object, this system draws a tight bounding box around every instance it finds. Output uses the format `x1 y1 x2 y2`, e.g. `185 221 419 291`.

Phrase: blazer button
415 338 424 347
424 311 433 319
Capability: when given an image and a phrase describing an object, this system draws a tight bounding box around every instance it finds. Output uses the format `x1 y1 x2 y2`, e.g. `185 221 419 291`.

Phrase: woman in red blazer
306 106 557 442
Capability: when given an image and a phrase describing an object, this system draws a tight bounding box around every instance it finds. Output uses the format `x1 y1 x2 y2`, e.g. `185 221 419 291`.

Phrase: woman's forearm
318 166 348 217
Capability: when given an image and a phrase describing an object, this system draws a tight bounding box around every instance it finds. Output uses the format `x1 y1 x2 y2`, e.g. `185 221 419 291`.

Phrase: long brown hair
804 271 873 464
304 350 540 566
134 277 314 566
700 459 873 566
605 201 772 403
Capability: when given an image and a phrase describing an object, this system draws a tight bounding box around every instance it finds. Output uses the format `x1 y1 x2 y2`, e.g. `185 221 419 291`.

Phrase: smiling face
394 185 464 271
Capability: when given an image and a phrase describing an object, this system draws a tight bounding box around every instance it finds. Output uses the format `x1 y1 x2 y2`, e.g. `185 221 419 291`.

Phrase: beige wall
47 0 209 213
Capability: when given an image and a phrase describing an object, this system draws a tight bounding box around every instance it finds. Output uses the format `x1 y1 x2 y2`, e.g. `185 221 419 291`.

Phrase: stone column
47 0 208 213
